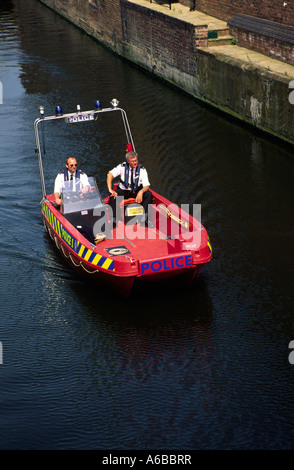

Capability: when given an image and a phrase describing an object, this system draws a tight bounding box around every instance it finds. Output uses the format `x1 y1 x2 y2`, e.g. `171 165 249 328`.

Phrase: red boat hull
42 189 212 297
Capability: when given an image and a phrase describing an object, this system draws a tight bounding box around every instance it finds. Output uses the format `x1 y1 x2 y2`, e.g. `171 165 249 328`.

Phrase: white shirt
110 163 150 190
54 170 89 195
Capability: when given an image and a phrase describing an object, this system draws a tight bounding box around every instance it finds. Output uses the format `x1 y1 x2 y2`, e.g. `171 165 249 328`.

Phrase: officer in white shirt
54 156 89 206
107 151 152 223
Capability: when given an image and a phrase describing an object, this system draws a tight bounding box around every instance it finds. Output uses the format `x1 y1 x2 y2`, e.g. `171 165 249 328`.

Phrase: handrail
34 100 136 200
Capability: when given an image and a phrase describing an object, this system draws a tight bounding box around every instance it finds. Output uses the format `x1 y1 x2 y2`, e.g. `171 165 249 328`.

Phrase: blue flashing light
55 105 63 116
94 100 102 110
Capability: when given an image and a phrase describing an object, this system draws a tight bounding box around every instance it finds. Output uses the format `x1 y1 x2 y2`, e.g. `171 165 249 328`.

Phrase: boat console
61 177 111 242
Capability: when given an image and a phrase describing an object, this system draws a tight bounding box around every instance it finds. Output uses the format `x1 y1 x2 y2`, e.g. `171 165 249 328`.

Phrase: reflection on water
0 0 294 450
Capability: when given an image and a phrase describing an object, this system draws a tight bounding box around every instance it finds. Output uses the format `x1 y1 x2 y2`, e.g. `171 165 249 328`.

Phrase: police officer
107 151 152 223
54 156 89 206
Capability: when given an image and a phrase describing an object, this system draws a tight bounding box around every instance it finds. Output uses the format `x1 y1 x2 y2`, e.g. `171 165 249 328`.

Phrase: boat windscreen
61 176 104 214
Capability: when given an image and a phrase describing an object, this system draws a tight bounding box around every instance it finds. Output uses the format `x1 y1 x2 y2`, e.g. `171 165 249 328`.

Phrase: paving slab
199 44 294 79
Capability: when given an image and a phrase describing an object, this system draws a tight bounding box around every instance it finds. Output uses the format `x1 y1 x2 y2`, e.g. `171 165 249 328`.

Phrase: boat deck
110 221 180 260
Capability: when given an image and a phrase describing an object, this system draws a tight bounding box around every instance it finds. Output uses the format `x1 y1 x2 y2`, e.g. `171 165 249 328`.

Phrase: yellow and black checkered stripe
42 203 115 272
207 237 212 253
75 241 115 271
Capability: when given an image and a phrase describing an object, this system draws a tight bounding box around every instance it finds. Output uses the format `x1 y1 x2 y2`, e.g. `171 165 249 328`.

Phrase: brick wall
39 0 124 51
178 0 191 8
122 1 207 75
186 0 294 26
230 26 294 65
39 0 207 76
38 0 207 66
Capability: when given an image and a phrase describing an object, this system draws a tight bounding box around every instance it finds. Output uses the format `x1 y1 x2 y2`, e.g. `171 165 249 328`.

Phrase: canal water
1 0 294 451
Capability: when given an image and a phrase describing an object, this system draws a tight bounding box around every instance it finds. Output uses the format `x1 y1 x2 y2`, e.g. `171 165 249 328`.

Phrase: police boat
34 99 212 297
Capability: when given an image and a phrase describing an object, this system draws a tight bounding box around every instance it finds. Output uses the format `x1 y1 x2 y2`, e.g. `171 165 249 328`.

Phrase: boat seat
120 198 145 224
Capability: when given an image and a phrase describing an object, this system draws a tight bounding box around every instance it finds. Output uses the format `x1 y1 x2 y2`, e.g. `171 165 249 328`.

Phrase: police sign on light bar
66 113 95 123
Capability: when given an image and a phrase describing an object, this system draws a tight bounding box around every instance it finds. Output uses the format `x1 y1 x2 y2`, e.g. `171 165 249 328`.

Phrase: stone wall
196 48 294 144
38 0 124 52
37 0 294 145
39 0 207 93
121 0 207 93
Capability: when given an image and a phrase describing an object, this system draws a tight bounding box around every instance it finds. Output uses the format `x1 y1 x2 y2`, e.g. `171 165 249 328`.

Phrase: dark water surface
1 0 294 450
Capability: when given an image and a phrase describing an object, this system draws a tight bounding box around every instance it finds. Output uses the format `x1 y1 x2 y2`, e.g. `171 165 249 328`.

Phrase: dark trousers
109 187 152 222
